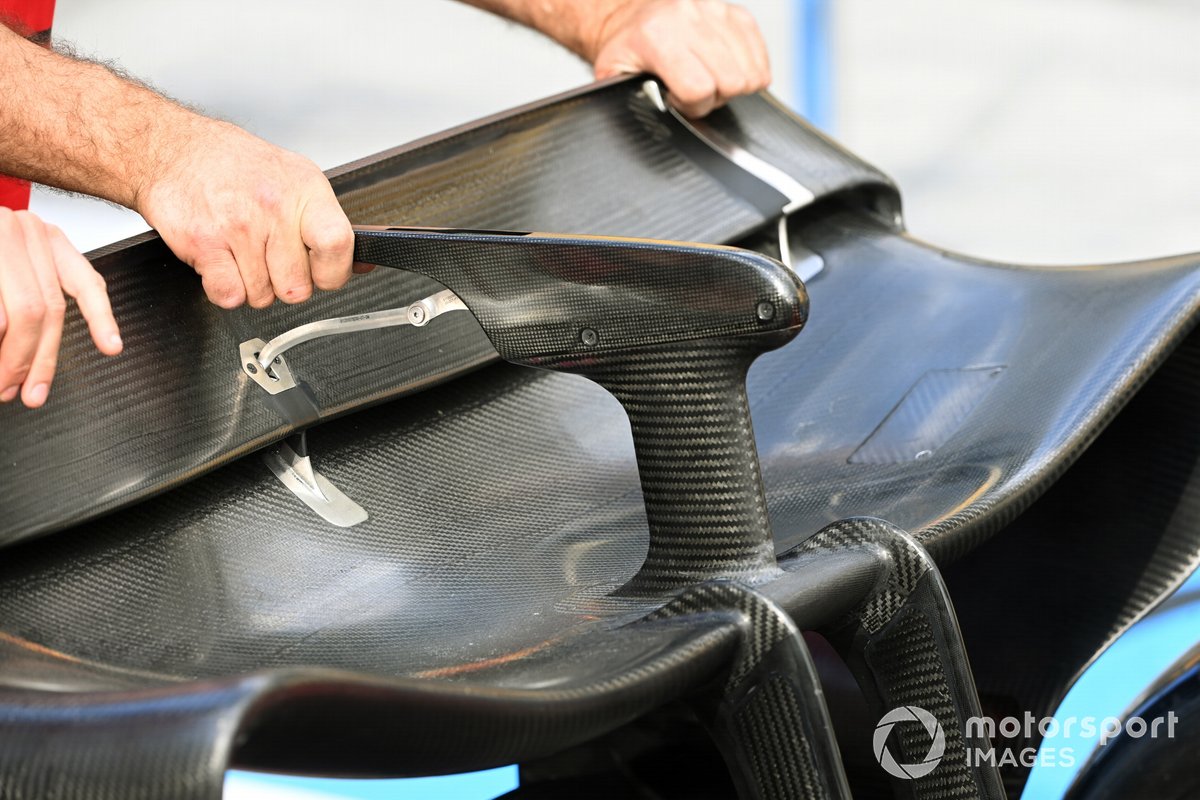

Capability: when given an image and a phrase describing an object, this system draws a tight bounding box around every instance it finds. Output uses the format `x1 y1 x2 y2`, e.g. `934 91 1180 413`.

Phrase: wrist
579 0 642 62
124 105 214 216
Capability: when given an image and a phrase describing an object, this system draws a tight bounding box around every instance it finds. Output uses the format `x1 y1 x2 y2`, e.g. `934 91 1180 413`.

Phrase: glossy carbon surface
1 76 1199 798
352 228 805 363
0 78 883 546
784 518 1004 800
353 228 806 590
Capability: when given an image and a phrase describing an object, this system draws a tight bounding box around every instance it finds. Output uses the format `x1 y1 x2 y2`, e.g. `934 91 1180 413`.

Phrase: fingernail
0 386 18 403
109 333 123 350
26 383 48 407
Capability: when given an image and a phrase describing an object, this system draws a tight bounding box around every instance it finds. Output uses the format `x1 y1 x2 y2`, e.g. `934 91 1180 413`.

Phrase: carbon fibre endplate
0 74 1198 799
351 228 807 589
782 519 1007 800
0 77 895 548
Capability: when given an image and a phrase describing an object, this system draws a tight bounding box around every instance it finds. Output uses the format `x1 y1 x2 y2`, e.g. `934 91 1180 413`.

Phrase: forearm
457 0 633 61
0 23 199 210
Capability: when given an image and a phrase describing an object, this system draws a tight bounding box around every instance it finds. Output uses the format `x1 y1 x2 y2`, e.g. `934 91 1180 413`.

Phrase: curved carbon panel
784 518 1004 800
1 76 1199 796
648 583 850 799
762 213 1200 562
942 328 1200 796
0 78 888 547
544 337 792 591
352 229 806 362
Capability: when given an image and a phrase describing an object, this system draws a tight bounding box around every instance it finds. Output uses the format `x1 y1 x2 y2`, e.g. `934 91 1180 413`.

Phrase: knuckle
1 351 33 377
254 186 283 214
44 297 67 319
12 298 46 327
229 218 252 237
186 225 224 252
674 75 716 104
313 271 349 292
280 284 313 304
211 294 241 310
206 282 244 309
311 222 353 254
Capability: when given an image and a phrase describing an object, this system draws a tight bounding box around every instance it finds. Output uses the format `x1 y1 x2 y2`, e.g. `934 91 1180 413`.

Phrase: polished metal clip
239 289 468 395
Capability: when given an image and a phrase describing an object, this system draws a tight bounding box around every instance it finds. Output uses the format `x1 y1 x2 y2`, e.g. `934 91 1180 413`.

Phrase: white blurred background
36 0 1200 265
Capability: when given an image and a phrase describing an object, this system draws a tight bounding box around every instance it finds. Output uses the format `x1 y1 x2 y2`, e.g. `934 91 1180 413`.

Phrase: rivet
756 301 776 322
246 362 259 375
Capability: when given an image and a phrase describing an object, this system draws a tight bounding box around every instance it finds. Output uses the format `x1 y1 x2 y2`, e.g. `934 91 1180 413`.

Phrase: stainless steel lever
641 80 824 281
239 289 468 395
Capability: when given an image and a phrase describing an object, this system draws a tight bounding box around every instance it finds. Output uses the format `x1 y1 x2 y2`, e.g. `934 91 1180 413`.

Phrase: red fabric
0 0 54 36
0 0 56 210
0 179 32 211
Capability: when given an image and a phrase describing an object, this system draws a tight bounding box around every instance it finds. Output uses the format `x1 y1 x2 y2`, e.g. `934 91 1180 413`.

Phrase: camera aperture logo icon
873 706 946 780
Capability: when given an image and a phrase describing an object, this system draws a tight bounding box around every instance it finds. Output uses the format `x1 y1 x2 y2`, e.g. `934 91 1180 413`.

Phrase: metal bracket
263 432 368 527
240 289 468 395
641 80 825 282
240 338 298 395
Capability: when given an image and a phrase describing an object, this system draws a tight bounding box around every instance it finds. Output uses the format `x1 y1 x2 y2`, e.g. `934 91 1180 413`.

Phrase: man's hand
135 117 354 309
0 23 354 311
463 0 771 118
0 208 122 408
591 0 771 118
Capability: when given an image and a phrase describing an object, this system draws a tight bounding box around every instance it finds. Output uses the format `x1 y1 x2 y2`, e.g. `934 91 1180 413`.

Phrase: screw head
408 305 427 325
756 301 776 322
580 328 599 347
245 362 259 375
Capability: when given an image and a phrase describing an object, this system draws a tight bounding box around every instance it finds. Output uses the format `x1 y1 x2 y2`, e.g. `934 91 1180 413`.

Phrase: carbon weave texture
0 75 1198 798
647 582 845 800
783 518 1002 799
699 93 901 218
352 229 806 363
646 583 792 690
756 211 1200 563
789 518 931 634
944 328 1200 796
865 611 981 800
546 337 794 592
0 77 855 547
731 675 824 799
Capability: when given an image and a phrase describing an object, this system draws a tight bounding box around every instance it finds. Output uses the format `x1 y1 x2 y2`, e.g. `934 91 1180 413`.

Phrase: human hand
591 0 771 118
135 117 355 309
0 208 123 409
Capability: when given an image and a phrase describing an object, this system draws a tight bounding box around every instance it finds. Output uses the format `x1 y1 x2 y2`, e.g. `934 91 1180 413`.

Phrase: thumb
593 45 645 80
